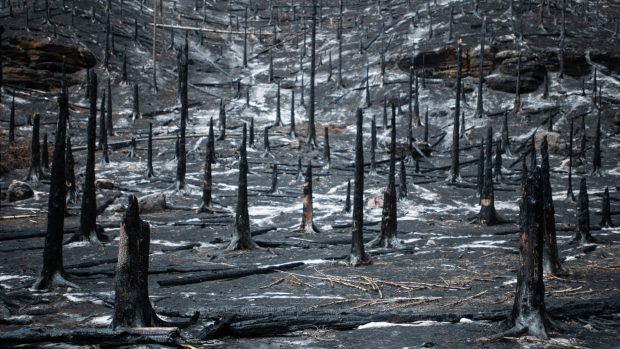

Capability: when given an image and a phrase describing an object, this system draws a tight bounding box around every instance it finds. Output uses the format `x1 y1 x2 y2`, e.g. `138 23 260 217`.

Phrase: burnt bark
506 167 551 339
32 89 76 290
540 136 565 275
99 89 110 164
478 127 499 225
350 108 371 266
299 161 320 233
323 127 331 170
600 187 613 227
477 139 484 198
217 100 226 140
228 124 258 250
261 127 272 158
175 53 188 192
448 39 462 183
501 109 510 155
74 72 105 244
274 82 283 127
268 164 279 194
572 177 596 244
493 140 502 182
475 17 486 118
127 138 137 158
370 115 377 175
25 113 44 182
248 117 255 148
579 114 586 163
413 69 421 127
197 138 214 213
65 137 77 205
424 106 429 144
343 179 351 214
398 161 407 201
8 93 15 143
145 123 155 178
208 117 216 163
514 50 521 113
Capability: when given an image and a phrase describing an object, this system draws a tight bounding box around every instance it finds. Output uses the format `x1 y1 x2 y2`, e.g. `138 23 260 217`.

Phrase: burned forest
1 0 620 348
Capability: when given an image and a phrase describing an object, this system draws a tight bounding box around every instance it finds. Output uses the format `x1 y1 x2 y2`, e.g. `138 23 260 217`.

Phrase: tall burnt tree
208 117 216 164
106 77 114 136
249 117 255 148
8 93 15 143
217 99 226 140
65 137 77 205
32 88 76 290
398 160 408 197
306 0 318 147
350 108 371 266
274 82 284 127
175 48 188 192
299 161 320 233
261 127 272 158
132 83 140 120
478 127 500 225
323 127 331 170
269 164 279 194
25 113 44 182
145 123 155 178
572 177 596 244
477 138 484 198
447 39 462 183
228 124 258 250
41 133 50 172
74 72 106 244
98 89 107 150
501 109 510 155
370 115 377 175
197 135 213 214
503 167 552 339
514 50 522 113
493 140 502 182
540 136 565 275
289 90 297 138
343 178 351 213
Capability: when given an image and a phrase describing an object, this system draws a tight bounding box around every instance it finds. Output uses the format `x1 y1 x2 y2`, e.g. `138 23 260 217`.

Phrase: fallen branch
0 327 182 346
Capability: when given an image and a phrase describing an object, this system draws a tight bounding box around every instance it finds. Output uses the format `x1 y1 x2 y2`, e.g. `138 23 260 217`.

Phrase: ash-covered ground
1 0 620 348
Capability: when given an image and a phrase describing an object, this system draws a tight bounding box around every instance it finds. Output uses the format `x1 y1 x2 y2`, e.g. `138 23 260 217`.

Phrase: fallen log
157 261 305 287
0 327 182 346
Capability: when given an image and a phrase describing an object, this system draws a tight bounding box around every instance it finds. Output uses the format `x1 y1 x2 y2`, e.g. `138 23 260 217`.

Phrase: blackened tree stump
572 177 596 244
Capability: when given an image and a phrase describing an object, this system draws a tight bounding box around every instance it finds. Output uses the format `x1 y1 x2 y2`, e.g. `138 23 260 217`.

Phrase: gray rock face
7 180 34 202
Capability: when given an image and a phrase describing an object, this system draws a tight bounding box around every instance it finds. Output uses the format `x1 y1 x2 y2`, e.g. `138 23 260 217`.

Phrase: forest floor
1 0 620 348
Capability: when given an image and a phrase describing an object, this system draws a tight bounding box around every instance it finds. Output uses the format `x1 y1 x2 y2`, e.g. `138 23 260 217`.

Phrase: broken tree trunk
41 133 49 171
504 167 551 339
493 140 502 182
350 108 371 266
540 136 565 275
73 72 106 244
572 177 596 243
0 327 183 346
600 187 613 227
447 39 462 183
113 195 199 328
478 127 500 225
501 109 510 155
65 137 77 205
25 112 44 182
228 124 258 250
299 161 321 233
32 88 77 290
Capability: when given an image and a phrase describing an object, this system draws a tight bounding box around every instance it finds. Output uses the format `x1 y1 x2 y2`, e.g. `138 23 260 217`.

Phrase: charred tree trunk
323 127 331 170
494 140 502 182
343 179 351 214
600 187 613 227
505 167 551 339
132 83 140 120
424 106 429 144
370 115 377 175
289 90 297 138
32 89 76 290
350 109 371 266
145 123 155 178
249 117 255 148
579 115 586 164
299 161 320 233
540 136 565 275
175 53 188 192
208 117 216 163
197 138 213 213
478 127 499 225
448 39 462 183
261 127 272 158
566 118 575 201
269 164 279 194
74 72 105 244
514 51 522 113
8 93 15 143
413 70 421 127
592 110 601 175
65 137 77 205
128 138 137 158
106 77 113 136
243 7 248 68
217 100 226 141
477 139 484 198
398 161 407 201
228 124 258 250
25 113 44 182
306 0 318 147
501 109 510 155
99 89 110 164
274 82 283 127
41 133 50 172
572 178 596 243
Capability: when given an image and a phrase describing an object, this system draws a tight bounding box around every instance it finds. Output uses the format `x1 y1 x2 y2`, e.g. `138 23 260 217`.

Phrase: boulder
138 193 167 214
7 180 34 202
535 131 568 155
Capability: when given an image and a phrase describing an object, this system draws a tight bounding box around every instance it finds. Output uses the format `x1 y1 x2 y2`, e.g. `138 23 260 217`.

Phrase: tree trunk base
348 252 372 267
366 236 405 250
31 271 79 291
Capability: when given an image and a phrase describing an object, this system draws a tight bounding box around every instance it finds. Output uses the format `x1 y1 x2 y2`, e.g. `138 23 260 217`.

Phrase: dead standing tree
478 127 501 225
447 39 462 183
145 123 156 178
65 137 78 205
368 109 402 249
197 133 214 213
540 136 565 275
350 108 371 266
600 187 613 227
299 162 321 233
572 177 596 244
228 124 258 250
25 113 44 182
73 72 107 244
174 48 188 192
306 0 318 147
32 89 77 290
113 195 199 328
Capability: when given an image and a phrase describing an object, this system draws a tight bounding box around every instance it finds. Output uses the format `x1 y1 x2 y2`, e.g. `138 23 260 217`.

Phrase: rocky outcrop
1 37 96 90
